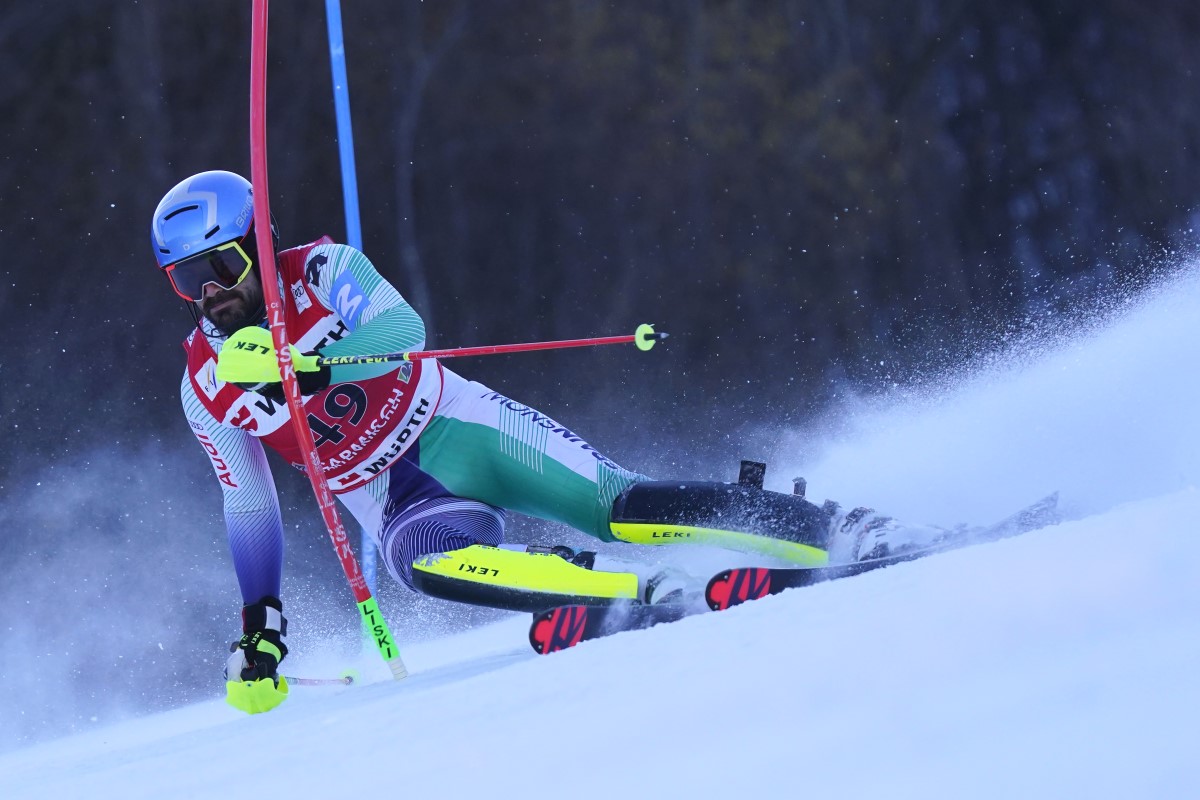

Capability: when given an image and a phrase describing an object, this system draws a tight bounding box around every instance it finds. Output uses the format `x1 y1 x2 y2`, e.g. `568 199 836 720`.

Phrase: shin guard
608 480 834 566
410 545 639 612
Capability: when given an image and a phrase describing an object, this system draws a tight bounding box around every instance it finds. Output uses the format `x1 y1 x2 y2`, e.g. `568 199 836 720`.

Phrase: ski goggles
163 239 255 302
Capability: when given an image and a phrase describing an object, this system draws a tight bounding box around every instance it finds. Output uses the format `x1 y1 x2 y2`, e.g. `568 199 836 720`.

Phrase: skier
152 170 938 712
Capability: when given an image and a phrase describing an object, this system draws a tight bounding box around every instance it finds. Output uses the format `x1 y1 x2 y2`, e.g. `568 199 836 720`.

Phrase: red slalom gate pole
249 0 407 680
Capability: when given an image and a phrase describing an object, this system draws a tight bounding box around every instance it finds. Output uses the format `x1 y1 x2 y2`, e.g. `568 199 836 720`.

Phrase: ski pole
284 672 357 687
316 323 668 367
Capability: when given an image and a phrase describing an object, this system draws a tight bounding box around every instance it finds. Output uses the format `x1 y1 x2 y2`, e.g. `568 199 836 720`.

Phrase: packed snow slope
2 266 1198 799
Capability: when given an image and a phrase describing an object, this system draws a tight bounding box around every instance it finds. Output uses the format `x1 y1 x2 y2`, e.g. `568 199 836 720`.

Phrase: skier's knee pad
609 479 832 551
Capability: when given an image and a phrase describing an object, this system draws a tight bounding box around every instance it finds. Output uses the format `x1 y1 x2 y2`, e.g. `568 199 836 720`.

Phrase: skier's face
199 267 265 336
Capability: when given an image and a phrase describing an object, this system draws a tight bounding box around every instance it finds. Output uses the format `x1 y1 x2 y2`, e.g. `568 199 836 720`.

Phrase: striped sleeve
181 372 284 603
302 243 427 383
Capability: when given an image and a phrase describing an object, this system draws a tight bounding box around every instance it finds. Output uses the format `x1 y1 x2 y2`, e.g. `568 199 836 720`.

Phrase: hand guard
215 325 330 402
225 596 290 714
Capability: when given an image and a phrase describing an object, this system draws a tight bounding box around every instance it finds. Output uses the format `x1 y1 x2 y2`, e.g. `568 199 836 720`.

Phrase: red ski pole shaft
317 323 668 367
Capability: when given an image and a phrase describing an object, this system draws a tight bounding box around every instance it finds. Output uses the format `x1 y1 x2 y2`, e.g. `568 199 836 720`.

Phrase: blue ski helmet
151 170 258 268
151 171 279 301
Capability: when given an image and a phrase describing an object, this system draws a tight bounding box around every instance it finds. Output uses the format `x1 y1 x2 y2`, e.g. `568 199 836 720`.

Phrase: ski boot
825 505 953 562
545 545 698 606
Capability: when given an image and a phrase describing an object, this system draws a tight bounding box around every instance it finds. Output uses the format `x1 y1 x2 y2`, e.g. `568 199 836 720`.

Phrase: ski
529 492 1060 653
707 491 1060 608
529 598 706 654
705 548 950 608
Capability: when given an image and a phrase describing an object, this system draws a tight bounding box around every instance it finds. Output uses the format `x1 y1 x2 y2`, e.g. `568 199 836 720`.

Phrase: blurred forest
2 0 1200 746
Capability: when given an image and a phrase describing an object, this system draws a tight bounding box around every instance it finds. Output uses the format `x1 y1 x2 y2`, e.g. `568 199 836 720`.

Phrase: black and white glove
224 595 289 685
249 363 331 403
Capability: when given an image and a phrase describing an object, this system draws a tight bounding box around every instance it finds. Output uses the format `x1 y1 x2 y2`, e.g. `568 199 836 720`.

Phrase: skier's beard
202 281 266 337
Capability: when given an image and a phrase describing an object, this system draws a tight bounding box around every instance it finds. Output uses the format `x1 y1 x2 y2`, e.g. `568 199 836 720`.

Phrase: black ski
529 493 1060 653
708 491 1060 608
705 549 948 609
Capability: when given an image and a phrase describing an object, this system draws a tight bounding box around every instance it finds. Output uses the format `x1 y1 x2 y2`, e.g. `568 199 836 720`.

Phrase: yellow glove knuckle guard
291 348 320 373
214 327 280 383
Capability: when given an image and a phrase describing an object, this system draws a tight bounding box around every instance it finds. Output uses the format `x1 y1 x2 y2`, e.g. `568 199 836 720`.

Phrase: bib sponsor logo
199 358 222 401
361 397 431 477
228 393 290 435
332 392 433 489
291 280 311 313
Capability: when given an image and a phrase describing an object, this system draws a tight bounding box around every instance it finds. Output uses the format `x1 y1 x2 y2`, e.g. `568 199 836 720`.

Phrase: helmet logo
235 191 254 230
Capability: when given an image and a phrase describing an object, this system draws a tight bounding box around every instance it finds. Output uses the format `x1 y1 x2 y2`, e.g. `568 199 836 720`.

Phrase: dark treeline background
2 0 1199 745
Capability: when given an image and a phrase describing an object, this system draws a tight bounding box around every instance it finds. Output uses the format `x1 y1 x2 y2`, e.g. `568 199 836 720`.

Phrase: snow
3 267 1199 798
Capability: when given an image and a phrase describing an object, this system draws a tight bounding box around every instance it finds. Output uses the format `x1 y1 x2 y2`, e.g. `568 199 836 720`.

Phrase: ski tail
705 567 775 610
530 600 701 654
707 492 1062 609
530 605 596 654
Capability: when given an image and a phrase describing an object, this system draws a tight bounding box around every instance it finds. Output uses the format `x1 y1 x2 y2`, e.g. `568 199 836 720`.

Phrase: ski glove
225 596 290 714
215 325 331 401
247 365 331 403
